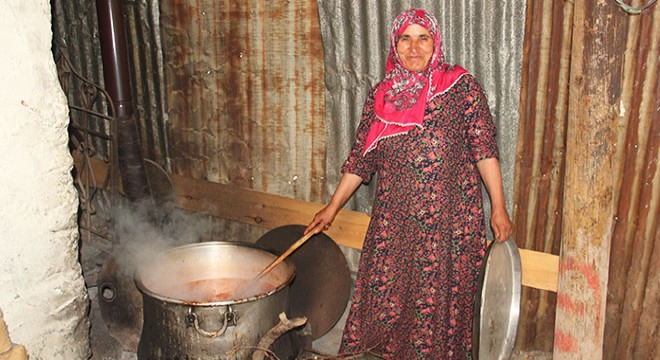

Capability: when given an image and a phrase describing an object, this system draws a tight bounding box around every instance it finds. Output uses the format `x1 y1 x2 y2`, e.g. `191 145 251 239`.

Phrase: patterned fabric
364 8 467 155
340 74 498 360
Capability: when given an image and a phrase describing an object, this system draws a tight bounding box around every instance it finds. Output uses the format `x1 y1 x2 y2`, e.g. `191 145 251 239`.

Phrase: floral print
339 74 498 360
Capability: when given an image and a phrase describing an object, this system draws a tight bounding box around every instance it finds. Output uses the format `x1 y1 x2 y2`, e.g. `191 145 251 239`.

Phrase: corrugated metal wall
52 0 169 166
159 1 326 201
51 0 524 210
52 0 109 158
514 0 659 356
52 0 327 240
604 1 659 356
122 0 170 167
513 0 570 350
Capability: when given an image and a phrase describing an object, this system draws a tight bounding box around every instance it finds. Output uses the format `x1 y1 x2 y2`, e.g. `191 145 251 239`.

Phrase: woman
306 8 512 359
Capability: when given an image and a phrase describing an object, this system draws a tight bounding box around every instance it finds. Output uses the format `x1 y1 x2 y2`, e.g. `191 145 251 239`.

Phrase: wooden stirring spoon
255 231 316 279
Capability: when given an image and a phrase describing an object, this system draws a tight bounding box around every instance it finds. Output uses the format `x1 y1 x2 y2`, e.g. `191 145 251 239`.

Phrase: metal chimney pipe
96 0 150 202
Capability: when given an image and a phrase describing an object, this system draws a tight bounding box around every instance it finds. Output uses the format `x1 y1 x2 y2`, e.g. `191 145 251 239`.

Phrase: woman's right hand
305 205 339 235
305 173 363 235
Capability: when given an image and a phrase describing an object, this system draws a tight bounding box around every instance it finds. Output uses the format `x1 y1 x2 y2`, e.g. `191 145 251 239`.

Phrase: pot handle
186 306 236 338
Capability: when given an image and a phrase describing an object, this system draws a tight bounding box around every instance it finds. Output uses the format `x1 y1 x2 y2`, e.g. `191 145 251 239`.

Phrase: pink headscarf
362 8 467 155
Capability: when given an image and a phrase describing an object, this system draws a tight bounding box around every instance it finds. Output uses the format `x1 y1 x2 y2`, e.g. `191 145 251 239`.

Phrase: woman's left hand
490 208 512 243
476 158 513 243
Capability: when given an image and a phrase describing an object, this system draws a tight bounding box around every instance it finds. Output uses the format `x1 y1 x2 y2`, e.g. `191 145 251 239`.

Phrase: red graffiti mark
556 292 586 317
554 330 578 353
557 256 604 347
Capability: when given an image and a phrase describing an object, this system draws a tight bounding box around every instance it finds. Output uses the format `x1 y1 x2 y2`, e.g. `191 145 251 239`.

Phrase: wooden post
554 1 625 358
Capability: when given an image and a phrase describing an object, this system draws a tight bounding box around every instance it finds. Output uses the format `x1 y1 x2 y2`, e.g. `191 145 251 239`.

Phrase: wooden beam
519 248 559 292
553 1 624 358
75 155 559 292
171 173 371 250
173 174 561 291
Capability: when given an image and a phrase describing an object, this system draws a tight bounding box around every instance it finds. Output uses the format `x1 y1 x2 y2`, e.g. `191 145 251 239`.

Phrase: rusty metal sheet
160 1 326 202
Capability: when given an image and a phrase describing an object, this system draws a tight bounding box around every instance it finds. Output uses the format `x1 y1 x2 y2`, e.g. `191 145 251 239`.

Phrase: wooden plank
171 173 371 250
76 155 559 292
174 174 560 292
520 248 559 292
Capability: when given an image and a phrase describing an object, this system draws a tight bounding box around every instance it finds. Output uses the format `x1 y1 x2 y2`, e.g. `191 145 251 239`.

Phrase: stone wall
0 1 90 359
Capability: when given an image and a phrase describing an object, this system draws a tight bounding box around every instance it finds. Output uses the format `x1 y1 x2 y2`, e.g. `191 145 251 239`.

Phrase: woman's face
396 24 434 72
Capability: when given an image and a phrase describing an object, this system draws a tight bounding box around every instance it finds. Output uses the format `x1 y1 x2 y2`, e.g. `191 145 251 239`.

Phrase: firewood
251 312 307 360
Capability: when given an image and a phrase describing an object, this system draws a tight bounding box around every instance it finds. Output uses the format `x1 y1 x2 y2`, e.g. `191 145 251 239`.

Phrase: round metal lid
255 225 352 340
472 239 522 360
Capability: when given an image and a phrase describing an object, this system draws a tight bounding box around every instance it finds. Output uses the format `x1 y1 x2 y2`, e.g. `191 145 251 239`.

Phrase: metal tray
472 239 522 360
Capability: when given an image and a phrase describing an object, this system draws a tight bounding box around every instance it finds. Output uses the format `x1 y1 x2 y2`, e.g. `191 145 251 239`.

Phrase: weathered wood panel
554 0 626 357
515 0 659 357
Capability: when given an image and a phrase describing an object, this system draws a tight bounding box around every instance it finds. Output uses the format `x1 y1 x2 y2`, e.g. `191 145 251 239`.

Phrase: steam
99 197 286 302
109 198 223 275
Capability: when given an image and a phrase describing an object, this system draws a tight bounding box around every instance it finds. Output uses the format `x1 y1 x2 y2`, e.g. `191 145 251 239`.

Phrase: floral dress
339 74 499 360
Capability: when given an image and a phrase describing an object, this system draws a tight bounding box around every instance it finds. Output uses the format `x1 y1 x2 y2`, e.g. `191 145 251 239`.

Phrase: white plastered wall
0 1 90 359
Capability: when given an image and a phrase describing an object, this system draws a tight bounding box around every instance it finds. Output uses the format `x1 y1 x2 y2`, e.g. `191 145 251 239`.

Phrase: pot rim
134 241 296 307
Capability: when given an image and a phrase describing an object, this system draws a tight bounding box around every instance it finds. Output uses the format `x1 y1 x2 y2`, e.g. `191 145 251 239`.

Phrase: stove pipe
96 0 150 202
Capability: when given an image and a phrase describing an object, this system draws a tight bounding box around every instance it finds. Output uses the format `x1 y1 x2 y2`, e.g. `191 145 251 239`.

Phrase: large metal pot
135 241 296 359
